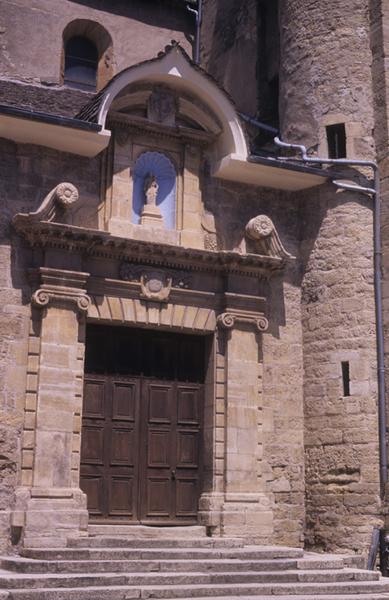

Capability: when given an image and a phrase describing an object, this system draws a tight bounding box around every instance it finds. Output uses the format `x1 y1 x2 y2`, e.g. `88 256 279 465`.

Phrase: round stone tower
279 0 382 552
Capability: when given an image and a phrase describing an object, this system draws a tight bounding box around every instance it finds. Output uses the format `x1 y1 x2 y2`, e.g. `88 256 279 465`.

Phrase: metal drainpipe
273 136 387 498
186 0 203 64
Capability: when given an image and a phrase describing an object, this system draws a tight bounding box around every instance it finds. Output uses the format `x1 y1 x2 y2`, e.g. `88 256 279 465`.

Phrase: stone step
0 569 381 590
2 580 389 599
21 546 305 562
66 537 244 549
0 556 346 574
88 525 207 538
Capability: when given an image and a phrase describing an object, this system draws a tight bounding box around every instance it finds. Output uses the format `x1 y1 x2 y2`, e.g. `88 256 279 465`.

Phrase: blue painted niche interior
132 151 176 229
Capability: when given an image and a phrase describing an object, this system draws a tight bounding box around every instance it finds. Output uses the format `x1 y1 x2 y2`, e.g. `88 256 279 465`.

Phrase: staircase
1 527 389 599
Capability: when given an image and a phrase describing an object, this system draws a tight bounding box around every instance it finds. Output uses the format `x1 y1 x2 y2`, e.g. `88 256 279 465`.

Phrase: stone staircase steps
0 568 380 589
66 537 244 549
20 547 305 561
0 537 387 599
87 525 207 538
0 557 346 574
3 581 389 600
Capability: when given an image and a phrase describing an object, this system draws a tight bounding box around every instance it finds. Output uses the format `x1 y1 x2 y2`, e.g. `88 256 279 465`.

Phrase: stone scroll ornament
217 312 269 332
245 215 293 260
32 289 91 313
12 182 80 226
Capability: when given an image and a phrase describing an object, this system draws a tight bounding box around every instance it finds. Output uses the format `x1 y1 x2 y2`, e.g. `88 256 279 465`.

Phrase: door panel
81 375 202 523
140 380 202 523
80 376 140 520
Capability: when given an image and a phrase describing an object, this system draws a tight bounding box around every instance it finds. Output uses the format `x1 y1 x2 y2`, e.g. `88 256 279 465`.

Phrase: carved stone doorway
80 325 206 524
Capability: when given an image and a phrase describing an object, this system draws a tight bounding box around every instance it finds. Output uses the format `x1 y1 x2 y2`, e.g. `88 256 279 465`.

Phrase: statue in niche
140 173 164 228
148 86 176 126
144 174 159 206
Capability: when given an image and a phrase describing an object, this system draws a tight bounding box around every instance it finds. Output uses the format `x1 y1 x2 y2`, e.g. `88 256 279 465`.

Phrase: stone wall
300 182 380 553
200 0 258 115
204 176 306 546
279 0 375 157
0 0 192 84
0 0 192 116
0 137 102 551
279 0 381 553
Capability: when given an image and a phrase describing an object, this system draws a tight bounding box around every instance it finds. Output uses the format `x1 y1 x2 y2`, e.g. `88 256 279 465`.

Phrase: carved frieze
201 210 219 252
119 263 191 302
147 85 177 126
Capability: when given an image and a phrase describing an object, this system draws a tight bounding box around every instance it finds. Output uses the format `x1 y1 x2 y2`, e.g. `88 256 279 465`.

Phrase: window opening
64 36 98 91
326 123 347 159
341 361 350 397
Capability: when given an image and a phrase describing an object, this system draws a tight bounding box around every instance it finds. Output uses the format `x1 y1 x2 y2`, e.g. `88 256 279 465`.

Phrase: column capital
217 311 268 332
30 267 90 314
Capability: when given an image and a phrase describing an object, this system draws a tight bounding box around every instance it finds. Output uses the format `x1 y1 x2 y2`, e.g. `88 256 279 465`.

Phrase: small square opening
326 123 347 159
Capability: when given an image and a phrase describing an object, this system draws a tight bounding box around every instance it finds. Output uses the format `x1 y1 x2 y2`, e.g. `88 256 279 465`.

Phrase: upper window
64 36 98 91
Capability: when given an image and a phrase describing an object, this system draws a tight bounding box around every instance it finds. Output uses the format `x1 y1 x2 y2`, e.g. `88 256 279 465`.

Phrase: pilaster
12 268 90 548
216 304 273 542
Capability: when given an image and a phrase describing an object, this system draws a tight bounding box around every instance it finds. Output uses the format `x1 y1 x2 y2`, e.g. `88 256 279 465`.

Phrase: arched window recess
62 20 113 92
64 36 98 91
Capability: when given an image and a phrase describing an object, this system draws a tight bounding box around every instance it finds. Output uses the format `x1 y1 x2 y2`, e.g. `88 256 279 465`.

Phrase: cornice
14 220 285 279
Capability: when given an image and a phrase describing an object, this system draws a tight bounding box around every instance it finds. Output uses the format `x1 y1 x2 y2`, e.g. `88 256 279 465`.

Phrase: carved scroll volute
217 312 269 332
32 289 91 314
245 215 293 260
13 182 80 227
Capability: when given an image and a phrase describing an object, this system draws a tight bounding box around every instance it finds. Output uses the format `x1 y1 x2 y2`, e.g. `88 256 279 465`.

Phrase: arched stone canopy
94 44 249 163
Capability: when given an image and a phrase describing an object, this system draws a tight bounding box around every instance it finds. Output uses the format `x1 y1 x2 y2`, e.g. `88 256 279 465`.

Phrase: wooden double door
80 375 203 523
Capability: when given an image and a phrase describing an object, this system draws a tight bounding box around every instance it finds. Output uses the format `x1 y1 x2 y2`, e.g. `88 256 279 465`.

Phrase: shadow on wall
68 0 193 32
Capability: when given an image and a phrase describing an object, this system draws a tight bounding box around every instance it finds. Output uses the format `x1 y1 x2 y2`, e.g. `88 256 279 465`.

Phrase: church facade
0 0 388 556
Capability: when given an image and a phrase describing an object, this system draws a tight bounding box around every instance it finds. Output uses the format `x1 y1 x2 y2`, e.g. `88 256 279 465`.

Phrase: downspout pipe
273 137 387 498
186 0 203 64
238 112 279 135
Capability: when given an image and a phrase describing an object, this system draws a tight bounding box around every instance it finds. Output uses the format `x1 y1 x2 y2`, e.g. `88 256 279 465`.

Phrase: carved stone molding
30 268 90 314
217 312 269 332
120 263 192 301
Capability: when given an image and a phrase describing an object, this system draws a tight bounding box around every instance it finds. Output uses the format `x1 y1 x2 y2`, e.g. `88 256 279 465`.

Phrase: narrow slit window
341 361 350 397
326 123 347 159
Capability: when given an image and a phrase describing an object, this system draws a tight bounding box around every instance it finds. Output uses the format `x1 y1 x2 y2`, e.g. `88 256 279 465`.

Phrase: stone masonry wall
204 176 306 547
0 0 192 85
0 136 307 549
300 182 380 553
200 0 258 115
0 137 101 551
279 0 375 157
280 0 380 553
0 0 192 116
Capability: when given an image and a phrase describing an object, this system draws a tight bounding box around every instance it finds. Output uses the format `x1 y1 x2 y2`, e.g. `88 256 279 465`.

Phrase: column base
199 492 274 542
12 487 88 548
